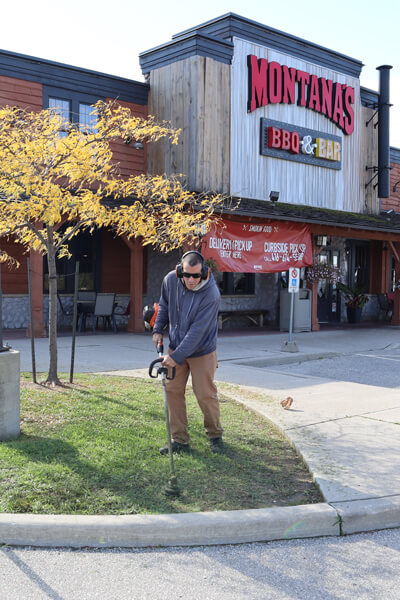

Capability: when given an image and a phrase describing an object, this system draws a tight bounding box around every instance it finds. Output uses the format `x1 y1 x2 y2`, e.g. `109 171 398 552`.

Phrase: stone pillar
0 350 20 440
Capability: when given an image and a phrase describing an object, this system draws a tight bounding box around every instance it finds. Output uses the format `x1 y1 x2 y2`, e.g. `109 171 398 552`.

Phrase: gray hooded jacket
153 270 221 365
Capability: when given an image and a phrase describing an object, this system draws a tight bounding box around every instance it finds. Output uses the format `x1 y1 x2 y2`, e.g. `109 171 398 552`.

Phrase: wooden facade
148 56 230 193
230 39 364 212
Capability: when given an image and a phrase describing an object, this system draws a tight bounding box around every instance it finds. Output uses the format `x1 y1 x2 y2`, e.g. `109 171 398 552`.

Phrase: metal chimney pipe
377 65 392 198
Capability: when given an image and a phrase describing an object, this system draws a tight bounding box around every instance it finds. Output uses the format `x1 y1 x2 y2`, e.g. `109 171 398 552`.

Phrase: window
48 97 70 138
44 87 101 133
44 226 101 293
214 272 255 295
79 103 97 133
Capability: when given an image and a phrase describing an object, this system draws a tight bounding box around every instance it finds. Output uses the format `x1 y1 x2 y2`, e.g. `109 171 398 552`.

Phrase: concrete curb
0 503 339 548
233 351 342 368
331 495 400 535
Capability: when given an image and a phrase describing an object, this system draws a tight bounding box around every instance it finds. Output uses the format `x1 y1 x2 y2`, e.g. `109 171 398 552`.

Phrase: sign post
281 268 300 353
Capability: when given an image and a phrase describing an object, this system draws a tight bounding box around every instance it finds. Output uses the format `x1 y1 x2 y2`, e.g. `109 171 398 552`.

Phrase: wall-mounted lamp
124 137 144 150
269 190 279 202
393 180 400 193
316 235 328 246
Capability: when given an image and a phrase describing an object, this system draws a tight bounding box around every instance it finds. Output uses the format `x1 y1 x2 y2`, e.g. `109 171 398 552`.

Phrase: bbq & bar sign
203 220 313 273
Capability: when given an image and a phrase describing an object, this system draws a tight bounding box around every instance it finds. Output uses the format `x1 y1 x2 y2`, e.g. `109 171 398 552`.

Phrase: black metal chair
77 292 97 332
377 293 393 321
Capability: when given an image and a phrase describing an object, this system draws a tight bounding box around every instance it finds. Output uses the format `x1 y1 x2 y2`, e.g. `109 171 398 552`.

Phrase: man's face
181 260 203 290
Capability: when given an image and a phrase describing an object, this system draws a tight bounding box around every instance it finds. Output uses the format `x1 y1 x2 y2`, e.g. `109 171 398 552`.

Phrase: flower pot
347 306 362 324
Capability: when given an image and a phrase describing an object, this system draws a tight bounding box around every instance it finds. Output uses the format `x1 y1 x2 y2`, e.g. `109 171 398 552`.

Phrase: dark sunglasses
182 272 202 279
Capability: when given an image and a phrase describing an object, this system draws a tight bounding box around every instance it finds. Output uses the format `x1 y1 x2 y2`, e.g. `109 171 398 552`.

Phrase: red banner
202 219 313 273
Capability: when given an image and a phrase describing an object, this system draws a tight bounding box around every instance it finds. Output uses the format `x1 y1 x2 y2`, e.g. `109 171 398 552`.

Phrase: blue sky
1 0 399 147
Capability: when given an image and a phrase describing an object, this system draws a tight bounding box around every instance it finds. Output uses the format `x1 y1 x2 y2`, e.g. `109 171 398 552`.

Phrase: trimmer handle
157 342 164 355
148 357 176 380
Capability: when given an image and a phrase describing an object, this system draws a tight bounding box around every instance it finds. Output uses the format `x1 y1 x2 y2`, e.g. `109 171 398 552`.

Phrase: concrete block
0 503 340 548
0 350 20 440
331 495 400 535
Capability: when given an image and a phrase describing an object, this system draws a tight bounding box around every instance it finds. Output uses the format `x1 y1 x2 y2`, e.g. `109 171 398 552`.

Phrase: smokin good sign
247 55 355 135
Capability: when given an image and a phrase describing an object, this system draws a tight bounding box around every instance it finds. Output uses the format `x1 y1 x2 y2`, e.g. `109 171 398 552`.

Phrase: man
152 250 223 454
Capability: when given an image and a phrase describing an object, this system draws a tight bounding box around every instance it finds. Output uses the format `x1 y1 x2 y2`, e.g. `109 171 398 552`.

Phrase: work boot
209 437 224 454
159 441 190 455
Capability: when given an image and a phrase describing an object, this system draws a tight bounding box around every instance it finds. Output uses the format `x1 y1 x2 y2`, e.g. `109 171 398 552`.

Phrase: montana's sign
247 55 355 135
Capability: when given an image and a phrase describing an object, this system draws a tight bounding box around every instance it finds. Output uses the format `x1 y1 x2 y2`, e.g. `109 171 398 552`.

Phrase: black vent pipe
377 65 392 198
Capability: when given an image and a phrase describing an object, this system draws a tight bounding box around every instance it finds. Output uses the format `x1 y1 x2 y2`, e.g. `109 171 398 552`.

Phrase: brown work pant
165 350 223 445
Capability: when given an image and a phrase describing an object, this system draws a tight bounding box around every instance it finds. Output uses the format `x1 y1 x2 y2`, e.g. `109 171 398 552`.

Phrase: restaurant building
139 13 400 330
1 13 400 334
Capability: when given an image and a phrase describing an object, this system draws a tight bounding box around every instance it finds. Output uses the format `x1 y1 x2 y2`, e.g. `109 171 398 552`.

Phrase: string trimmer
149 343 180 497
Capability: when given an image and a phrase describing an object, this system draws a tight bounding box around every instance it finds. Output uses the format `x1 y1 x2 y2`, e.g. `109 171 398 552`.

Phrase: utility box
279 288 312 332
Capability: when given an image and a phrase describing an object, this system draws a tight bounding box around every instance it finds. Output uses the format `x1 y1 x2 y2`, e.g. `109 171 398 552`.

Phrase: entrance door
317 249 341 323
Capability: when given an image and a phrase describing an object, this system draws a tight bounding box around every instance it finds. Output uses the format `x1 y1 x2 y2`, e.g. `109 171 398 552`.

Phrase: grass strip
0 373 323 515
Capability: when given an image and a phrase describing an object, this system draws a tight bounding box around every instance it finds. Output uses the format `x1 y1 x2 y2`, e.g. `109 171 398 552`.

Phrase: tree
0 101 224 385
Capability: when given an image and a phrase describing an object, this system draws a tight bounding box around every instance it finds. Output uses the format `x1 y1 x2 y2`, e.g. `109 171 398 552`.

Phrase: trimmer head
164 475 181 497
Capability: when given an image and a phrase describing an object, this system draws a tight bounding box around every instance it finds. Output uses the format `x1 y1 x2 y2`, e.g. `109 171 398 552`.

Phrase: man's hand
152 333 163 348
161 354 177 368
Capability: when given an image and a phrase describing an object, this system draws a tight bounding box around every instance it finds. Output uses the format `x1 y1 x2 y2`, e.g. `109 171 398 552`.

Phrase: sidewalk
1 326 400 547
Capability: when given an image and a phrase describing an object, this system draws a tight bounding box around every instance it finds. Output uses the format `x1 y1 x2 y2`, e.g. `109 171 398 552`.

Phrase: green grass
0 374 323 515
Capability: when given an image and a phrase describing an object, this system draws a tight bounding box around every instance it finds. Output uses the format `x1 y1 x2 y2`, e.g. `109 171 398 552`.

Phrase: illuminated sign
260 118 342 170
248 55 355 135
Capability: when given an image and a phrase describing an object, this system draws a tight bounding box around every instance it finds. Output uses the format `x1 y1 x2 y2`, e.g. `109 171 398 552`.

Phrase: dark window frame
43 86 102 125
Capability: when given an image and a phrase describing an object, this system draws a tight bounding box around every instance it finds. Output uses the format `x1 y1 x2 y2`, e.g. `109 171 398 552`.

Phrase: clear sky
1 0 399 147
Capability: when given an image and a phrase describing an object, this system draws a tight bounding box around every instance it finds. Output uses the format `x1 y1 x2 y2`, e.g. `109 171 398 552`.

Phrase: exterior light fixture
124 138 144 150
269 191 279 202
393 180 400 193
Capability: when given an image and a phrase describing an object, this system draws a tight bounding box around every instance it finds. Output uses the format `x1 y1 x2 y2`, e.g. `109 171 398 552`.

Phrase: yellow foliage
0 101 225 263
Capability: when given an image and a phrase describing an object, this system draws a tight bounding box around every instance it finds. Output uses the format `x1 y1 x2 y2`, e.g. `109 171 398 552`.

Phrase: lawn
0 374 323 515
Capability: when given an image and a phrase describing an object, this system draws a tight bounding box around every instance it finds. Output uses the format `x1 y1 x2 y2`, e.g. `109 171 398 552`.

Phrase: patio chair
377 293 393 321
87 293 118 333
77 291 97 332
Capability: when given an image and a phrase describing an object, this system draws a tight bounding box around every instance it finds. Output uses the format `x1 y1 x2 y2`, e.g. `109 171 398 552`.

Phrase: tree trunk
46 226 60 385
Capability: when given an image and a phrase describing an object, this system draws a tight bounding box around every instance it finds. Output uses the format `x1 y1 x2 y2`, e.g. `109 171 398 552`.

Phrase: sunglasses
182 272 202 279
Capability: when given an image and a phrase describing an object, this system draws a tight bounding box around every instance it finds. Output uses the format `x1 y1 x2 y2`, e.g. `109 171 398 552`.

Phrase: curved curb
0 503 339 548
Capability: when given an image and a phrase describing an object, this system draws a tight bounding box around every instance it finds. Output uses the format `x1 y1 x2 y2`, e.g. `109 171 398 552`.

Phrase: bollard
0 350 20 441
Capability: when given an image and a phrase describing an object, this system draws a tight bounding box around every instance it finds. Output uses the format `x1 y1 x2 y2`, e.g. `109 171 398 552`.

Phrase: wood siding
147 56 230 193
0 238 28 294
231 39 363 212
106 98 148 178
0 74 42 111
382 161 400 212
362 106 379 214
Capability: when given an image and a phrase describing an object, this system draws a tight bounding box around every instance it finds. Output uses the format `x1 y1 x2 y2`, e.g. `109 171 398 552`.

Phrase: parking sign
288 267 300 293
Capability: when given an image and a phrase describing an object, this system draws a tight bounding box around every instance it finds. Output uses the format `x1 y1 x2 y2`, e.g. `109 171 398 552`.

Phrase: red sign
247 55 355 135
202 220 313 273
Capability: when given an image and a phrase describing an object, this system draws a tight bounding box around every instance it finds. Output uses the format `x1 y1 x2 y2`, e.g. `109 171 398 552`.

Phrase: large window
214 272 255 296
44 87 101 132
44 226 101 293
